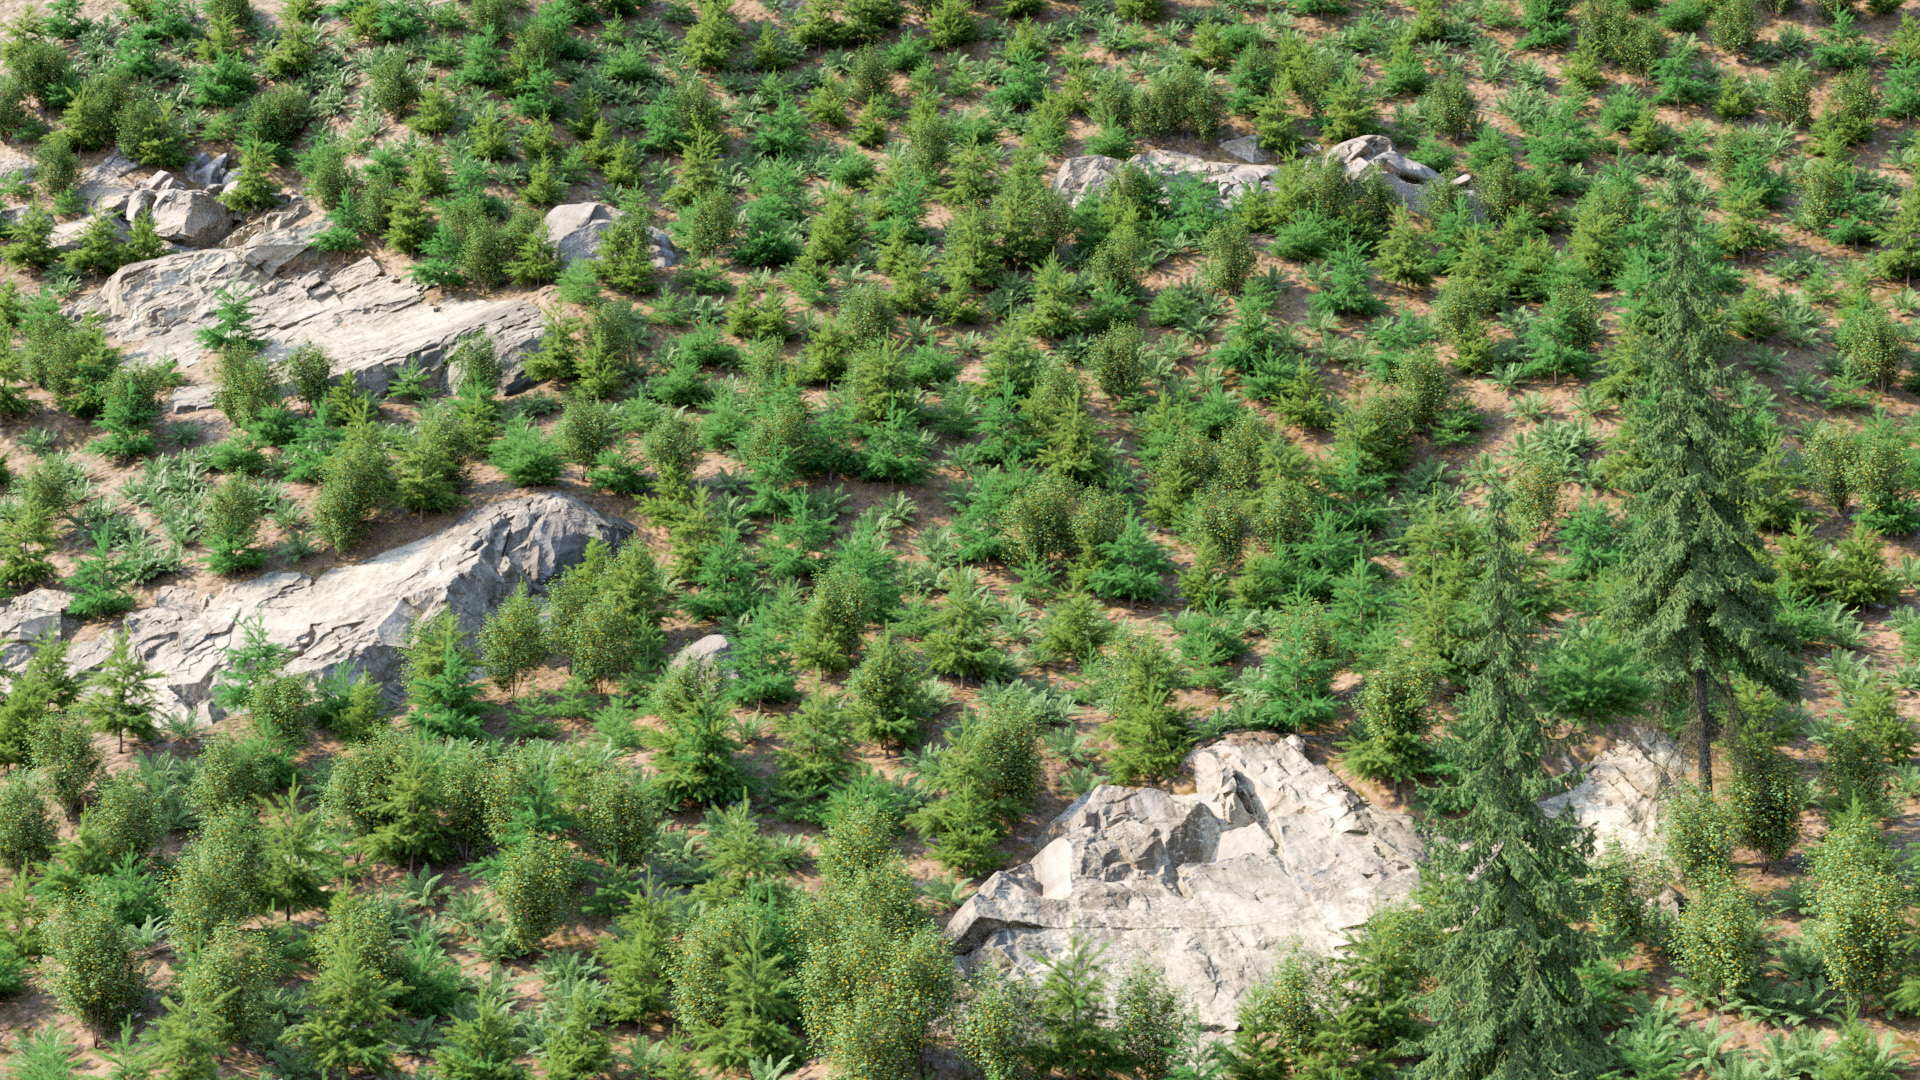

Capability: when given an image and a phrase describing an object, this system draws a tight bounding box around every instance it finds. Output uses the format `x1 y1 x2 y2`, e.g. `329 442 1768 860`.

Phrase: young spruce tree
1411 492 1612 1080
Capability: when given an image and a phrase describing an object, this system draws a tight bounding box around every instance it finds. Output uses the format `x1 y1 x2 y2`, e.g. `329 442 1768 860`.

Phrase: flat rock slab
76 206 550 397
55 494 631 725
948 735 1424 1029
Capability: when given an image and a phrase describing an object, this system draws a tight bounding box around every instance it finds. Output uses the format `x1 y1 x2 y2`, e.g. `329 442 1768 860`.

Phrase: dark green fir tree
1411 491 1613 1080
1609 190 1800 791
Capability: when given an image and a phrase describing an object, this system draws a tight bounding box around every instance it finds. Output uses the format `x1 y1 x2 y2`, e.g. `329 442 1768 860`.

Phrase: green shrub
1340 660 1435 782
0 774 55 870
166 805 267 952
311 422 392 552
47 887 147 1032
1669 872 1761 1002
1808 809 1906 1001
495 835 577 955
1663 782 1734 882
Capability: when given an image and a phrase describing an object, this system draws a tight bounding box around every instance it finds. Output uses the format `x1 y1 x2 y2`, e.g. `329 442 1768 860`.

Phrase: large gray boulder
147 188 240 247
545 202 622 262
948 735 1424 1030
1539 731 1683 854
57 494 631 724
77 206 549 398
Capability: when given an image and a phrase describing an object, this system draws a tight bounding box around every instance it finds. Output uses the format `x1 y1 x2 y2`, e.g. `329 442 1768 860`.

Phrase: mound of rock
947 735 1424 1029
949 728 1681 1029
1539 730 1684 854
73 200 551 399
544 202 678 268
1323 134 1470 212
1051 150 1279 208
39 494 631 724
1051 137 1468 215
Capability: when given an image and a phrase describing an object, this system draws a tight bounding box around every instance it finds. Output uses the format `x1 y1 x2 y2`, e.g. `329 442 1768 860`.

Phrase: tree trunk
1692 668 1714 793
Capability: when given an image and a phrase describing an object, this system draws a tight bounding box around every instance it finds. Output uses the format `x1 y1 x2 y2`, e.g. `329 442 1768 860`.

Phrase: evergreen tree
221 136 282 213
922 571 1004 683
435 985 530 1080
1610 192 1800 791
600 890 679 1023
845 631 937 752
1411 493 1612 1080
1101 636 1192 783
646 657 748 807
1373 205 1435 288
478 582 547 696
284 942 404 1078
541 992 614 1080
62 213 127 277
394 398 474 513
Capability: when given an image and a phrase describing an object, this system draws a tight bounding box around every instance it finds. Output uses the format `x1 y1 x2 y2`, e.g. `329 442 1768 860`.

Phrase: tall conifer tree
1412 491 1612 1080
1609 188 1799 791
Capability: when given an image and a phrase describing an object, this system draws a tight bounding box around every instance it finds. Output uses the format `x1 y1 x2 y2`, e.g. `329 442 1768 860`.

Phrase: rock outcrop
1050 150 1279 208
0 590 73 667
1051 138 1464 215
51 494 631 724
74 201 550 398
1321 135 1465 212
947 735 1424 1029
949 729 1680 1028
1539 730 1684 854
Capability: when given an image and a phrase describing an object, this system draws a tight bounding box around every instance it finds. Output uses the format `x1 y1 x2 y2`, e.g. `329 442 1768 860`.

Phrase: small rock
1219 135 1272 164
672 634 732 671
649 226 677 269
126 189 155 221
1451 172 1475 187
145 170 179 191
1653 885 1688 918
